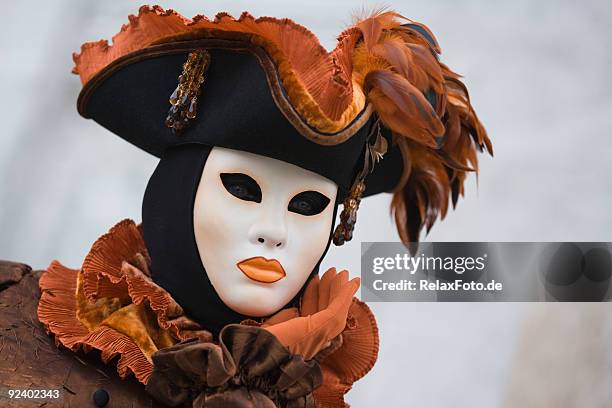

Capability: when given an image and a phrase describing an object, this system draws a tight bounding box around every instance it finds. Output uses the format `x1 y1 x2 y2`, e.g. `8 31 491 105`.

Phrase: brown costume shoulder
0 260 154 407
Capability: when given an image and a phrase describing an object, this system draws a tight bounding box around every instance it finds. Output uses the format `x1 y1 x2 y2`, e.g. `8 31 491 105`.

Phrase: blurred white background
1 1 611 407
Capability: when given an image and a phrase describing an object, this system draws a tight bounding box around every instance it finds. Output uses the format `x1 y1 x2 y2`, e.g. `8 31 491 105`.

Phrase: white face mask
193 147 338 316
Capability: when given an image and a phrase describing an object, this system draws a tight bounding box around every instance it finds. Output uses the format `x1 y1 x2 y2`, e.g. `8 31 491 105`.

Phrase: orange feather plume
352 10 493 246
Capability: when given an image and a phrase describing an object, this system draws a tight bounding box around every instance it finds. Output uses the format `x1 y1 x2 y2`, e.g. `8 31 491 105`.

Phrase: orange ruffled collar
37 219 379 405
37 219 213 383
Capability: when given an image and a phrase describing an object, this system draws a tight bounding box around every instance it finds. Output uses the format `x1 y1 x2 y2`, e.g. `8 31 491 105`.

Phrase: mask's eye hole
288 191 331 216
220 173 262 203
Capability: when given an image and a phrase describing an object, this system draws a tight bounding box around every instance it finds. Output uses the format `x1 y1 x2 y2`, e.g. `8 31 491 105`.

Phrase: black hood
142 144 338 335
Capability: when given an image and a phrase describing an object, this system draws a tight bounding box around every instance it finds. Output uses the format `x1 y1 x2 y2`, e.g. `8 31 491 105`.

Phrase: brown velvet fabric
1 261 155 407
146 324 322 407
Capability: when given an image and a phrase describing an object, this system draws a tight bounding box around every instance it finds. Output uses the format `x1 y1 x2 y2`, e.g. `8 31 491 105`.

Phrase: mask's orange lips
237 256 286 283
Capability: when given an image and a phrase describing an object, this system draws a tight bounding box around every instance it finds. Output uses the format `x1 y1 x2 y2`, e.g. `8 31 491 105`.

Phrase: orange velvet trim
75 269 124 331
101 303 167 361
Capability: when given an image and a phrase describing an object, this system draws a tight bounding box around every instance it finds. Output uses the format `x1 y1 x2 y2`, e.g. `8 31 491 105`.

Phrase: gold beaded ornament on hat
166 49 211 133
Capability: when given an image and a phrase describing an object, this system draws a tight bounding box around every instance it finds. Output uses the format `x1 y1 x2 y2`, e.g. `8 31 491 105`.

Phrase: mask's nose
248 204 288 249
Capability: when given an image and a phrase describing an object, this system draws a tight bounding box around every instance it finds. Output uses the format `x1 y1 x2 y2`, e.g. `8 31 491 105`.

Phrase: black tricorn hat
73 5 492 245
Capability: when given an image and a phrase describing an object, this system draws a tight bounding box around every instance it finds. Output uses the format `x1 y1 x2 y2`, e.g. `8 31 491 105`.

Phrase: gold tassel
333 119 387 245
